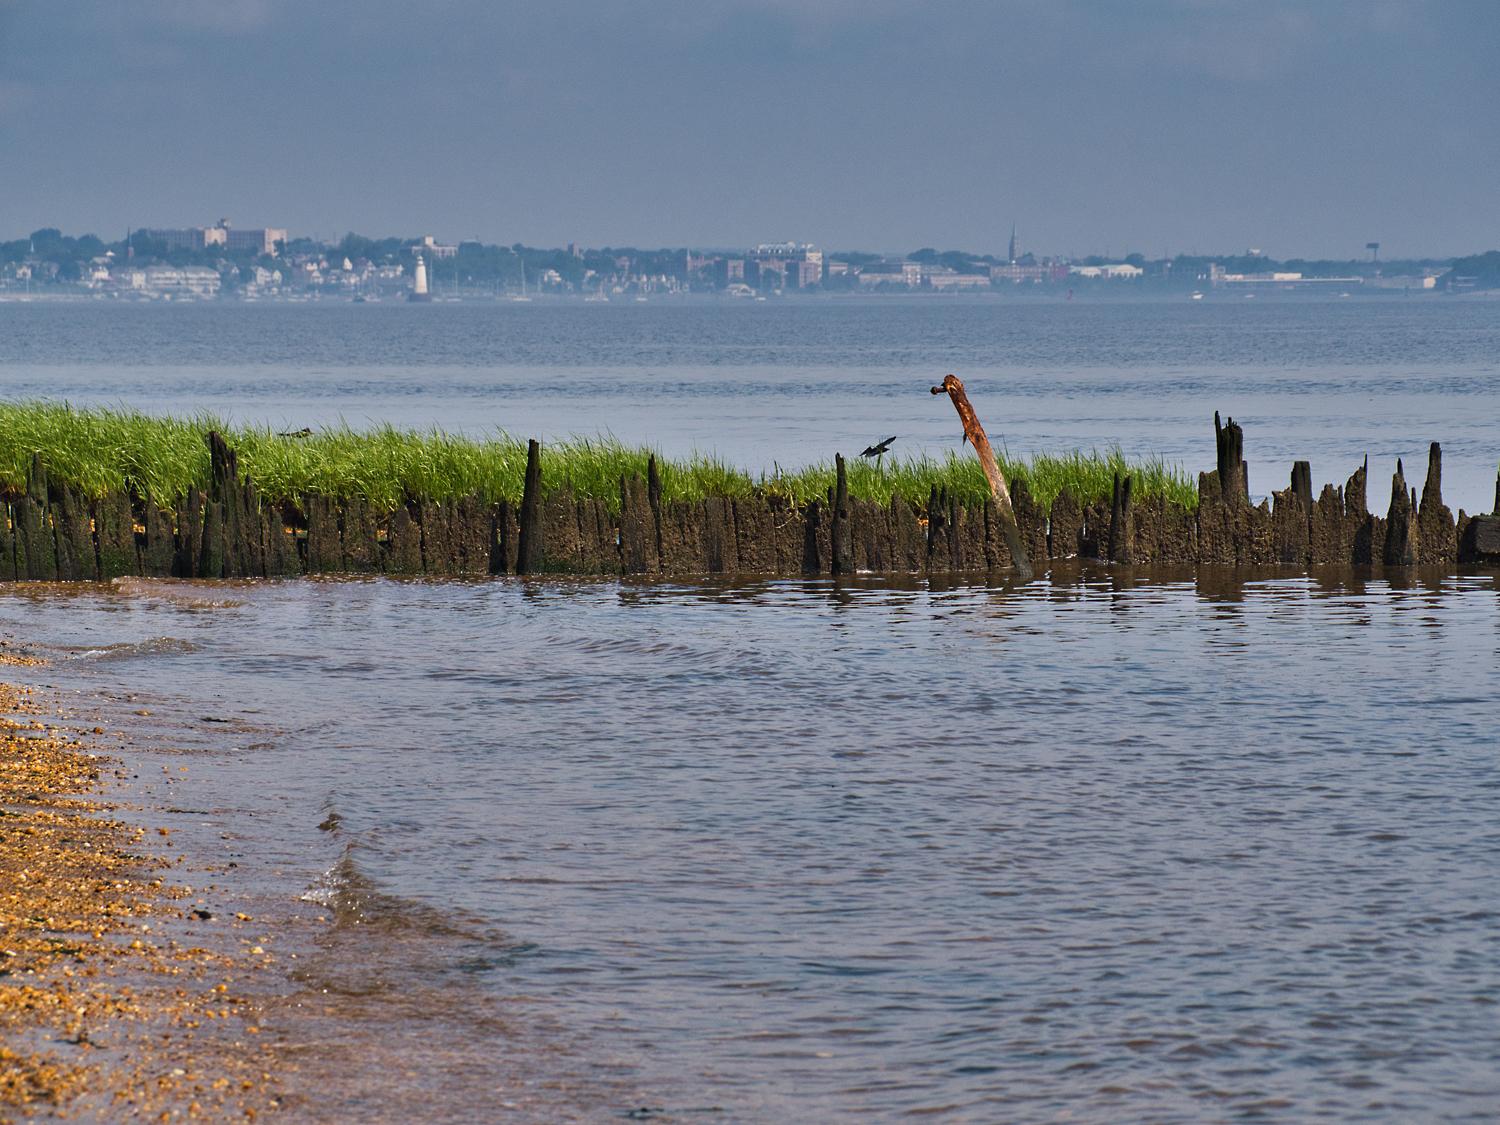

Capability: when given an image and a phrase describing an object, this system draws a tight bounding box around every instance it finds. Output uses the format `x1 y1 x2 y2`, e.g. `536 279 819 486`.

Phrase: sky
1 0 1496 259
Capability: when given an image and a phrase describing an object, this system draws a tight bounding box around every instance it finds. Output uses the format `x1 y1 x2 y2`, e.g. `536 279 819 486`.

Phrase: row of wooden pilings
0 420 1497 582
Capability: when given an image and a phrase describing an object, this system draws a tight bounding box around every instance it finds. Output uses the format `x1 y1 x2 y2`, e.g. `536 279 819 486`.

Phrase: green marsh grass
0 402 1197 512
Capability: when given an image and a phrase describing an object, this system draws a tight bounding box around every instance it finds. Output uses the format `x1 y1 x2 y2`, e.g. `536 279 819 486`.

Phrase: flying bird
859 436 897 459
277 427 313 438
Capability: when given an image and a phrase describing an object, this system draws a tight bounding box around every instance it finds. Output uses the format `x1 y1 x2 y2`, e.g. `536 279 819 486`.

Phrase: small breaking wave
110 577 245 608
67 636 201 661
301 845 527 948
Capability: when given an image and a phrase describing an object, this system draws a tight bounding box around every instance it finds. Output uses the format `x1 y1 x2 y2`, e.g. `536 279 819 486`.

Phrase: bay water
1 297 1498 1120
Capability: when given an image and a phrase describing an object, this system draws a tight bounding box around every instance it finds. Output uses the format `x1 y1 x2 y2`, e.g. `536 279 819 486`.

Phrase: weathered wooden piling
94 492 138 578
1108 472 1134 564
620 472 657 574
1048 489 1081 559
515 438 542 576
385 505 424 574
733 495 778 574
1010 477 1050 570
647 455 665 568
1272 463 1312 566
304 496 341 573
18 455 57 580
1459 513 1500 564
802 498 826 574
1383 460 1418 567
53 485 94 581
1214 412 1248 506
0 502 14 581
1418 443 1456 565
830 454 852 575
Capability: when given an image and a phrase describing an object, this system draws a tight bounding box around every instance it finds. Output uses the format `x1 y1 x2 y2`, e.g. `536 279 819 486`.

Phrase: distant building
143 265 221 296
749 242 823 288
1212 265 1363 289
857 261 922 288
412 235 458 259
922 266 991 290
1365 274 1438 290
991 262 1067 284
145 219 286 256
1069 263 1144 280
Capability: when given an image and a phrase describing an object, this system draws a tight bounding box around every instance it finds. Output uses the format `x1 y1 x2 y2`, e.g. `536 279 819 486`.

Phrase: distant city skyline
1 1 1497 259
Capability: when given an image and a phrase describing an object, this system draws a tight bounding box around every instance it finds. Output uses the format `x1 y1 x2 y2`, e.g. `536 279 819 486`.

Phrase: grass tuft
0 401 1197 513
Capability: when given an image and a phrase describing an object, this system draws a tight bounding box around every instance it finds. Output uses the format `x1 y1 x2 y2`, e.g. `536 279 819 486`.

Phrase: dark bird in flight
277 427 313 438
859 436 897 459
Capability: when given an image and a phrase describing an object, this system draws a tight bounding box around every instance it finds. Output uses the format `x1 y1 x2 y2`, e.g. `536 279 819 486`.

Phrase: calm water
2 299 1500 1120
1 297 1497 509
4 569 1500 1121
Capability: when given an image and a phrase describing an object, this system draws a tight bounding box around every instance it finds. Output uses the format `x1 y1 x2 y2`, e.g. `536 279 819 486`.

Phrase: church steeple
1007 223 1018 265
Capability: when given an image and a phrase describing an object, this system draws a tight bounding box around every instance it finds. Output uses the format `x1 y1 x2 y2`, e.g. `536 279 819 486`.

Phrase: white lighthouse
409 254 432 302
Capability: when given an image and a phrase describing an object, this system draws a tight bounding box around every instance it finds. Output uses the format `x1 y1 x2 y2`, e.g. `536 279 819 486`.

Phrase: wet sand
1 623 651 1123
0 646 283 1122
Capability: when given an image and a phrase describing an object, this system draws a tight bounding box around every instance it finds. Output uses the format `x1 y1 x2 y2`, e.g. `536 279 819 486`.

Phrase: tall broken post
1214 411 1247 506
830 453 852 575
515 438 542 575
1383 459 1418 566
1108 471 1133 564
1291 461 1312 510
929 373 1033 579
647 453 665 570
1418 442 1456 565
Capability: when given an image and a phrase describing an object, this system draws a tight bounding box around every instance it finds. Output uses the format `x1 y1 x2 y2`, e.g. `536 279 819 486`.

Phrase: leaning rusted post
929 373 1032 579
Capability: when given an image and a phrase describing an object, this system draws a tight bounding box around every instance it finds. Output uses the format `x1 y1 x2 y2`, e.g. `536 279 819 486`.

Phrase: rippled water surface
1 298 1498 509
3 298 1500 1119
5 568 1500 1121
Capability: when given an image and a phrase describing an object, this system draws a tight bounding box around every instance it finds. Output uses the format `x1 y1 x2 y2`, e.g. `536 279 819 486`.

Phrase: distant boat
510 259 532 302
1190 291 1203 301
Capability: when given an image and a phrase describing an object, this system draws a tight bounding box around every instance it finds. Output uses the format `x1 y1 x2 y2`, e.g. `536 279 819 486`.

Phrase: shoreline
0 621 655 1123
0 655 282 1122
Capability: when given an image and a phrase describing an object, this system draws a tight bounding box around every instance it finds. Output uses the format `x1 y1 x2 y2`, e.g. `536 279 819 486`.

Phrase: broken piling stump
515 438 542 575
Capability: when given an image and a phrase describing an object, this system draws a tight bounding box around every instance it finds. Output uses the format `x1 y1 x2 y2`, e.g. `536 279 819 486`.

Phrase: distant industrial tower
1008 223 1018 265
409 254 432 303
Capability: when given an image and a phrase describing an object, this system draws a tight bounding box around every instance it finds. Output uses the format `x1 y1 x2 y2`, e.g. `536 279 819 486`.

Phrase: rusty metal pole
930 373 1033 579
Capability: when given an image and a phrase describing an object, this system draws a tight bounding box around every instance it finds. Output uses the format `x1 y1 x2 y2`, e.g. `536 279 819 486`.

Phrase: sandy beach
0 651 281 1122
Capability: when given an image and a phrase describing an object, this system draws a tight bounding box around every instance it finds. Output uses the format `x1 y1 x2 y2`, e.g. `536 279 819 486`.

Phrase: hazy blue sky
1 0 1495 258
